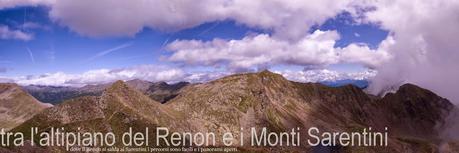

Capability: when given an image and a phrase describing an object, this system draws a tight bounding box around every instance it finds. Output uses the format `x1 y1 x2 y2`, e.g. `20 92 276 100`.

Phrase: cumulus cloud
362 0 459 103
4 0 355 39
166 30 390 71
0 25 33 41
0 0 391 83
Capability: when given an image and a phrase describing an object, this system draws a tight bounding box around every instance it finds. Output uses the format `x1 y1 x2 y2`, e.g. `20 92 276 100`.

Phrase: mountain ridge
1 70 457 152
0 83 52 131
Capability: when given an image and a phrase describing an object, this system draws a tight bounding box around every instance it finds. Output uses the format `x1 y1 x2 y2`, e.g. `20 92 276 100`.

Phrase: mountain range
22 79 189 105
0 70 458 152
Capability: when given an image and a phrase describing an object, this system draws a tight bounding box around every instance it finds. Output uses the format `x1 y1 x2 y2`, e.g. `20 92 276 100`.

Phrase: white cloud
166 30 390 71
2 64 376 86
12 65 186 87
3 0 457 105
361 0 459 103
0 25 33 41
339 39 393 69
0 0 54 9
182 71 230 83
3 0 355 39
0 0 390 84
276 69 376 83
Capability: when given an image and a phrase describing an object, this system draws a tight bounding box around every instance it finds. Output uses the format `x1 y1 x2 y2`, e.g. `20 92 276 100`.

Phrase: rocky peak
100 80 178 121
257 70 287 81
382 83 452 110
210 70 290 89
105 80 129 93
126 79 153 92
396 83 446 100
0 83 51 131
103 80 151 105
375 83 453 138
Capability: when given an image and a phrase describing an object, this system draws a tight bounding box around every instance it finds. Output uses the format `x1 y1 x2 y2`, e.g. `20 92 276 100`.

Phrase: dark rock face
146 81 189 103
3 71 456 152
375 84 453 138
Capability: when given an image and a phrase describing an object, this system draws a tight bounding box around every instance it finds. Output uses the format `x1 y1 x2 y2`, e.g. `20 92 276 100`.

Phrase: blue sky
1 6 263 76
1 0 457 104
0 3 389 86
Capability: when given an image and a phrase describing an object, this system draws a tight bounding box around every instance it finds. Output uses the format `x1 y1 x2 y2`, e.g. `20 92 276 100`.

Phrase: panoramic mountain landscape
2 0 459 152
0 71 457 152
